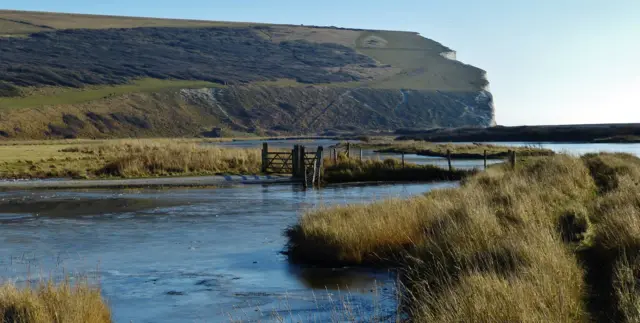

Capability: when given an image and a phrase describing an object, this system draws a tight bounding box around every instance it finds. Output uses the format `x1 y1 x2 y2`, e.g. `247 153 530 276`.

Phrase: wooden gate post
484 149 488 170
292 145 299 177
299 145 306 180
447 149 453 172
261 143 268 173
315 146 324 186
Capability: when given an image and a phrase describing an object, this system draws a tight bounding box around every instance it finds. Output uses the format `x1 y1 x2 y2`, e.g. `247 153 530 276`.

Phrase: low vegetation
339 140 553 159
0 27 373 96
0 279 111 323
323 155 471 184
286 153 640 321
0 79 222 110
397 124 640 143
0 139 260 179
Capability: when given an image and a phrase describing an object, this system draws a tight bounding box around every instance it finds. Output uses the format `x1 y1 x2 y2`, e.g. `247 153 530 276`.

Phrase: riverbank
396 123 640 143
323 156 472 184
286 153 640 321
0 139 261 179
336 140 553 159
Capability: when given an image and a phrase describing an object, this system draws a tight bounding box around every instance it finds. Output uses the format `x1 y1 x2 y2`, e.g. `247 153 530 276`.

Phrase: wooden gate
261 143 324 187
262 149 294 174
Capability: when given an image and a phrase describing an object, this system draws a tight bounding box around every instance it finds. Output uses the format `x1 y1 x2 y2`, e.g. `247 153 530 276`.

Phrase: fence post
359 148 363 161
447 149 453 172
347 142 351 159
402 153 405 169
261 143 268 173
315 146 324 187
292 145 299 177
300 146 307 188
512 151 517 169
484 149 488 170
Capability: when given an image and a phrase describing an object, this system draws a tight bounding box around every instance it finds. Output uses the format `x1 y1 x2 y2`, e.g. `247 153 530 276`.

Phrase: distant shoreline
396 123 640 144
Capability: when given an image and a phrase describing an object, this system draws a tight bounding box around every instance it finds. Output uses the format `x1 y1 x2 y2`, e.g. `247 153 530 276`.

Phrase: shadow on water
0 195 186 218
287 264 395 291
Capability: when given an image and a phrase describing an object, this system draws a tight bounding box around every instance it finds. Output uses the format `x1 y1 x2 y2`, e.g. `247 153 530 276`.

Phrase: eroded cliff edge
0 10 494 139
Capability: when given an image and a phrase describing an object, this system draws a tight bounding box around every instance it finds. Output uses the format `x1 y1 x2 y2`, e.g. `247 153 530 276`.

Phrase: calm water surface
0 182 456 322
2 140 638 322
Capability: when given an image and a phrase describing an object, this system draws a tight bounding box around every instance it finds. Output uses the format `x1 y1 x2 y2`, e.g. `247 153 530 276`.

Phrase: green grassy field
1 9 485 92
0 79 222 110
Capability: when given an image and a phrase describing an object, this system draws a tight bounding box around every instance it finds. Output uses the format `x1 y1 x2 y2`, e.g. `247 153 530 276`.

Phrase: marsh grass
322 155 471 184
93 141 260 177
0 279 111 323
287 153 640 321
341 140 554 159
0 139 260 179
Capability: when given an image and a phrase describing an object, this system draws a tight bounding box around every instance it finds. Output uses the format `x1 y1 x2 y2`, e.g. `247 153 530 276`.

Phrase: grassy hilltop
0 10 493 139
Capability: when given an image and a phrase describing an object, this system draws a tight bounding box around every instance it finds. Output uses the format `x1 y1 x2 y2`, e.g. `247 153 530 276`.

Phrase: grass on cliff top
0 78 222 110
286 153 640 322
0 9 256 35
341 139 553 159
0 139 260 179
0 279 111 323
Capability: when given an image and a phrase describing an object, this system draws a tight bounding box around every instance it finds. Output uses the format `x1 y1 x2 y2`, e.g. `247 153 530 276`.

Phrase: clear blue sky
3 0 639 126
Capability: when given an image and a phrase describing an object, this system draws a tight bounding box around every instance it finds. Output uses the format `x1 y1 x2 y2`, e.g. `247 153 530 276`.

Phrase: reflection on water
0 182 454 323
289 265 393 291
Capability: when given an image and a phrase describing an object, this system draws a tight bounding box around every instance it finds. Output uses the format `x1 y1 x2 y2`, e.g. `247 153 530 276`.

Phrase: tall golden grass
91 140 261 177
287 153 640 321
322 155 471 184
0 279 111 323
0 139 261 179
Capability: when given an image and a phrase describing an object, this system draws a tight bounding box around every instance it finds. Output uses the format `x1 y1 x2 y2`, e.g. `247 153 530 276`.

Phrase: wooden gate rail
261 143 324 188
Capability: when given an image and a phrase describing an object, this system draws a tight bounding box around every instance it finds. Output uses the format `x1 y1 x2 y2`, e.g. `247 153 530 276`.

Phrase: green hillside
0 10 494 139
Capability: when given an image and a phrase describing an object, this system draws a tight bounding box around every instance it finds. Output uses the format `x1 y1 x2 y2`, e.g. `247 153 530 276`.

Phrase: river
0 182 456 322
1 140 639 322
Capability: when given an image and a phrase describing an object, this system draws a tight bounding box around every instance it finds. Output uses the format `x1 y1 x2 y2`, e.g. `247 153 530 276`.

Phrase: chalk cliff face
0 10 494 139
180 86 495 133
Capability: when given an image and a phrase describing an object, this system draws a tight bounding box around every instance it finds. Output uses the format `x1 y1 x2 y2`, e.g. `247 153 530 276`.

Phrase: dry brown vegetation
0 279 111 323
322 154 471 184
342 140 554 159
0 139 260 179
287 153 640 321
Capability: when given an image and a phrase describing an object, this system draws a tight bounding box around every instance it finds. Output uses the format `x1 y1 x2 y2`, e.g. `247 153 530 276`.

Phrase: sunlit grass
287 153 640 321
0 279 111 323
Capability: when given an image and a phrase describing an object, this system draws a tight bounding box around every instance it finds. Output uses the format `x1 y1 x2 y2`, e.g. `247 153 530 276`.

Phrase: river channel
0 182 456 322
1 140 639 322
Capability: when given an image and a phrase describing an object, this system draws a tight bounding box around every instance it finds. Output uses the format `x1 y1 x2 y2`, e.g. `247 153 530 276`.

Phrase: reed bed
0 139 260 179
322 156 471 184
0 279 111 323
287 153 640 321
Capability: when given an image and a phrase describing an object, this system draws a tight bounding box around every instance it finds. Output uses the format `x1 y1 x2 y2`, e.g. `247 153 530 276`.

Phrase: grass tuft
0 279 111 323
